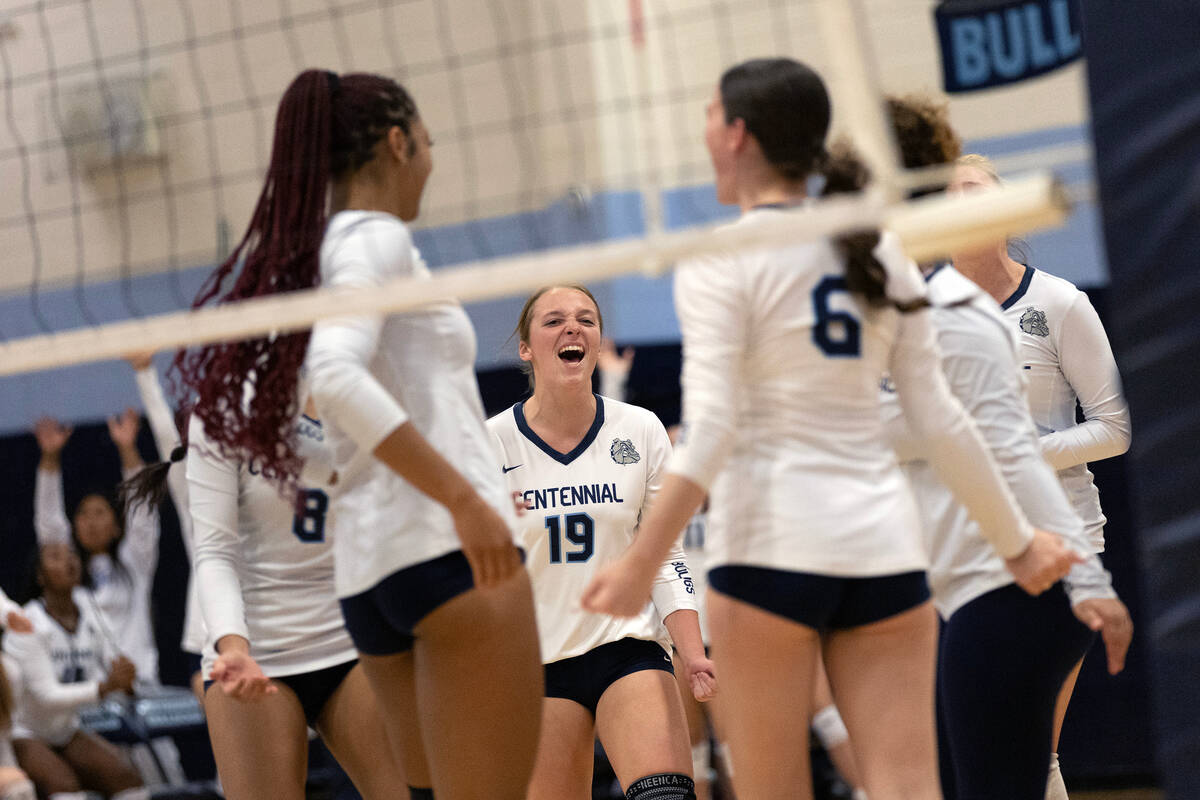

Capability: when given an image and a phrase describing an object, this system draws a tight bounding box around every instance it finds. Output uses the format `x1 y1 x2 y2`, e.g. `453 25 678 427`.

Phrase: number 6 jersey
488 395 697 664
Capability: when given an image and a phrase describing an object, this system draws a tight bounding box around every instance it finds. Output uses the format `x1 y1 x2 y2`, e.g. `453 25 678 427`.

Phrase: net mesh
0 0 1088 378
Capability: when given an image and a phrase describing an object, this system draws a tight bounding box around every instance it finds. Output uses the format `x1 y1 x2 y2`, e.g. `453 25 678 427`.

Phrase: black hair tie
169 445 187 463
326 70 340 95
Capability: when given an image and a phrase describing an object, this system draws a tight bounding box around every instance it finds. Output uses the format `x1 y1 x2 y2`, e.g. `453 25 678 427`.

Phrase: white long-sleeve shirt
35 466 160 683
489 395 697 663
186 414 356 678
3 598 118 746
1000 266 1131 551
883 265 1115 617
133 367 205 656
306 211 514 597
669 216 1032 577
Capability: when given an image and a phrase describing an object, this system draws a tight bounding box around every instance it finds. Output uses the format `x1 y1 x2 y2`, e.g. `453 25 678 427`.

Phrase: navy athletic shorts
205 658 357 726
709 565 930 631
339 549 493 656
544 637 674 716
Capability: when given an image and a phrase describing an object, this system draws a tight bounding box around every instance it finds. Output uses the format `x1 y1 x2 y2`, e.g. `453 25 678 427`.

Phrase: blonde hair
956 154 1031 262
956 153 1001 184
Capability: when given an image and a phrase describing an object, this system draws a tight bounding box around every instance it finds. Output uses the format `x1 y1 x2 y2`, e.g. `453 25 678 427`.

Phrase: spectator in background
33 412 161 687
4 542 143 799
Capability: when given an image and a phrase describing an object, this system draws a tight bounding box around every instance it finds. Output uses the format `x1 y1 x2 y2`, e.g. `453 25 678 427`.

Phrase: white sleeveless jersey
187 414 357 679
670 216 1033 577
307 211 515 597
1000 267 1131 551
3 597 116 745
488 396 697 664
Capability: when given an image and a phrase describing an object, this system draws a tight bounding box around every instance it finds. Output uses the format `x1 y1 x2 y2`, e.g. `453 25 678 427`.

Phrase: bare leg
1045 657 1086 800
811 657 864 792
597 667 693 791
351 651 432 788
317 663 412 800
526 698 595 800
12 738 82 797
359 570 542 800
59 730 143 797
822 601 940 800
202 681 308 800
707 589 819 800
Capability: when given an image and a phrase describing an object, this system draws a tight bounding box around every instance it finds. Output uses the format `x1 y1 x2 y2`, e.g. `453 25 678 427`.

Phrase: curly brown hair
887 94 962 170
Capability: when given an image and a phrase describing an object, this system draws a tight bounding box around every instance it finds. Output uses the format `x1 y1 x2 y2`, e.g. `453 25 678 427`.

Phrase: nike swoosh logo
502 464 523 473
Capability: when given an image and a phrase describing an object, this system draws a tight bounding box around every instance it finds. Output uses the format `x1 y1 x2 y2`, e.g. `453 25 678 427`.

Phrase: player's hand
33 417 72 456
581 553 657 618
683 653 718 702
1004 528 1084 595
124 351 154 371
597 338 635 377
101 656 137 696
210 650 277 701
453 494 522 589
106 408 141 450
4 610 33 634
511 491 528 518
1073 597 1134 675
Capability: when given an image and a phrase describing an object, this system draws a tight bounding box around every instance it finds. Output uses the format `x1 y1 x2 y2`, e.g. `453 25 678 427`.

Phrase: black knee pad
625 772 696 800
408 787 434 800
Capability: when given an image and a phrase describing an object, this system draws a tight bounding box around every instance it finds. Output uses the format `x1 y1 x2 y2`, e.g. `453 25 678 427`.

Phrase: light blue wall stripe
0 131 1105 432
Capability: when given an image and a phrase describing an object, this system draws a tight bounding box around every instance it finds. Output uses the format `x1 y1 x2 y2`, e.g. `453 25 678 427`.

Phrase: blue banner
935 0 1082 93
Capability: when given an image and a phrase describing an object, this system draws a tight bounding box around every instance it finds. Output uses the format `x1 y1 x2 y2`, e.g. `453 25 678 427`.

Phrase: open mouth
558 344 585 363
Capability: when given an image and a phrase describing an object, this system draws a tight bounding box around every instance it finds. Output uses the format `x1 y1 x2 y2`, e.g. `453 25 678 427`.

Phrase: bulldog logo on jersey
610 438 640 465
1019 307 1050 337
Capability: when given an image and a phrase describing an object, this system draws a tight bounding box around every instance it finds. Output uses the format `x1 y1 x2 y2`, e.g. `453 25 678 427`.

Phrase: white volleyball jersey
882 265 1114 617
3 597 116 745
670 216 1032 577
307 211 515 597
1000 267 1131 551
489 396 697 664
35 466 161 683
187 414 357 679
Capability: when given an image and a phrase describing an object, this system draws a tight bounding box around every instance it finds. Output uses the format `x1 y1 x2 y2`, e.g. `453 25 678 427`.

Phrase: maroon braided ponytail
173 70 418 485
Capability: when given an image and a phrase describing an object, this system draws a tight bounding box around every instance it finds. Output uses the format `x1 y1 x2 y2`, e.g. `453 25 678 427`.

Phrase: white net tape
0 174 1068 377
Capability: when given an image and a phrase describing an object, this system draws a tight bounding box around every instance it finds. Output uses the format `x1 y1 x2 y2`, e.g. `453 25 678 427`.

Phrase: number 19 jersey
488 395 696 665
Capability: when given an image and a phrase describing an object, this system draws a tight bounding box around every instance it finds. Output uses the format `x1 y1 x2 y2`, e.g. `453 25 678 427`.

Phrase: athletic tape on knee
811 704 850 749
691 740 712 778
408 787 435 800
625 772 696 799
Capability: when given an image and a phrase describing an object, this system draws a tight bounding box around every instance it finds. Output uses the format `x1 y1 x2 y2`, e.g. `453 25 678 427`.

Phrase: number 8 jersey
187 414 357 680
488 395 697 665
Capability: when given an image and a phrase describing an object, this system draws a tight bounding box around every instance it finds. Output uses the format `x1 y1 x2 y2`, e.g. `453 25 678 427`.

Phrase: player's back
674 215 924 577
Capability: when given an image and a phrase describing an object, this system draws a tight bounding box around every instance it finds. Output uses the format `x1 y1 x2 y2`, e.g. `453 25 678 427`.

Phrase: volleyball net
0 0 1089 381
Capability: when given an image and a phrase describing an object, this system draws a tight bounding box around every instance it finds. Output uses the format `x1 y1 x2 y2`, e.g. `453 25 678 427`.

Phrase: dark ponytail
719 58 892 307
171 70 419 487
117 443 188 514
818 142 889 307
